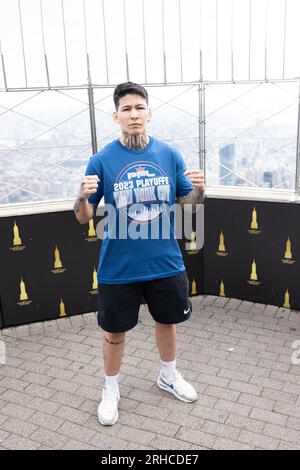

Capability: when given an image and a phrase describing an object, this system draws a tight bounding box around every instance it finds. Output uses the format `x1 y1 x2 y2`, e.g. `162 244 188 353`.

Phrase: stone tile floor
0 295 300 450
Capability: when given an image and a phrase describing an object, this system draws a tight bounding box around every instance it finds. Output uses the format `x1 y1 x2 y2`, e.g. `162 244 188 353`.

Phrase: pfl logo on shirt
127 167 155 180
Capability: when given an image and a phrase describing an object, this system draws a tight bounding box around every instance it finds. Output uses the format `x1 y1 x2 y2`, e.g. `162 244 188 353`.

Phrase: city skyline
0 89 297 205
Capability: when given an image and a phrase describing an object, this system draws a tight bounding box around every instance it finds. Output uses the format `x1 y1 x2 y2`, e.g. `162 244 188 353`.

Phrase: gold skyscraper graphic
191 278 197 295
219 280 225 297
88 219 96 237
60 298 66 317
216 230 228 256
92 268 98 290
251 207 258 230
90 268 98 295
248 259 260 285
283 289 290 309
13 221 22 246
284 238 292 259
20 277 28 301
248 206 260 234
54 245 63 269
218 231 225 252
17 277 32 306
282 237 294 264
189 231 197 250
11 221 25 251
86 219 97 242
51 244 66 274
247 259 260 286
250 259 258 281
186 231 199 254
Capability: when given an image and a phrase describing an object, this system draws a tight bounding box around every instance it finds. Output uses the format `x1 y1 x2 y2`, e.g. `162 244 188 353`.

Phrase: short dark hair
113 82 148 110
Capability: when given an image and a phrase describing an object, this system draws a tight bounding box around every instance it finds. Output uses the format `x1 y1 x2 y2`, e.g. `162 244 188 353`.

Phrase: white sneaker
157 369 198 403
97 386 120 426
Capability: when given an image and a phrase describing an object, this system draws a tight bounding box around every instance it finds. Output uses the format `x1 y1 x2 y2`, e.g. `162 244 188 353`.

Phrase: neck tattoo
122 132 149 150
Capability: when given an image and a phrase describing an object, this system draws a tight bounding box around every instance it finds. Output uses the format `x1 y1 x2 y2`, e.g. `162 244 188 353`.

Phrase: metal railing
0 0 299 208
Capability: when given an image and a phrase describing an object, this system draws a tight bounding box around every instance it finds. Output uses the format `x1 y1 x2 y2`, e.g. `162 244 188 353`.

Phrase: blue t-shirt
85 137 193 284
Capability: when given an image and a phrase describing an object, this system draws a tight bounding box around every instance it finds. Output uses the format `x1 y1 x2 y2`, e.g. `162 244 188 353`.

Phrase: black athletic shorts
97 271 192 333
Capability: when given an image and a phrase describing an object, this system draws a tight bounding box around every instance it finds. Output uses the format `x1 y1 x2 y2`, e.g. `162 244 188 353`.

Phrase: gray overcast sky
0 0 300 89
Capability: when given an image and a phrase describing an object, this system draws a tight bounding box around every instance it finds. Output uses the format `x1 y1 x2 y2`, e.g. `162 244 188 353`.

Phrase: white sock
160 358 176 380
105 373 119 390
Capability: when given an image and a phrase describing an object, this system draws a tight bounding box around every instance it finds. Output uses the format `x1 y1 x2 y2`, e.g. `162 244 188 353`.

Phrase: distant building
262 171 275 188
219 143 235 186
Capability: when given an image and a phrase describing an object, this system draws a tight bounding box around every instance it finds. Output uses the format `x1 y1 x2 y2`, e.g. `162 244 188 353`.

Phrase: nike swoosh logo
160 376 174 389
184 308 190 315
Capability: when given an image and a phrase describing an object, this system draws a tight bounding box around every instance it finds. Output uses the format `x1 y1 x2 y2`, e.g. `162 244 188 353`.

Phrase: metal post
88 86 98 155
162 0 166 84
123 0 129 81
202 81 206 174
216 0 218 81
178 0 183 82
248 0 252 81
142 0 147 83
40 0 50 88
44 54 50 89
61 0 69 86
198 51 205 172
0 45 8 90
87 54 98 155
102 0 109 84
230 0 234 82
264 0 268 81
282 0 287 79
295 80 300 196
18 0 28 87
198 83 202 170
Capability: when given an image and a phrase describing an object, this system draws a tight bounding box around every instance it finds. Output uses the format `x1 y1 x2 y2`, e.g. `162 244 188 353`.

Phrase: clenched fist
184 169 205 193
79 175 99 199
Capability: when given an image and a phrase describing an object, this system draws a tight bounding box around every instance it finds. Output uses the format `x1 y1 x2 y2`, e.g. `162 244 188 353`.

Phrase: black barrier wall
0 209 204 328
0 211 101 327
204 198 300 311
0 197 299 328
